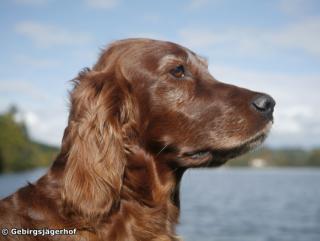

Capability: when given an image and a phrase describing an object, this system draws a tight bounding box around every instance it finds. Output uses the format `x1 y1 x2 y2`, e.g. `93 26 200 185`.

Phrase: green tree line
230 146 320 167
0 107 58 173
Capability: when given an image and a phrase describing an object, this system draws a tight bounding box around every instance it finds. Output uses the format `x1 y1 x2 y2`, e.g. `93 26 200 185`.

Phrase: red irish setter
0 39 275 241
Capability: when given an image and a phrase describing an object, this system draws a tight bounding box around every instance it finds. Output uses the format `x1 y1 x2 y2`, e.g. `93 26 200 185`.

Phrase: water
0 168 319 241
0 168 46 198
178 168 320 241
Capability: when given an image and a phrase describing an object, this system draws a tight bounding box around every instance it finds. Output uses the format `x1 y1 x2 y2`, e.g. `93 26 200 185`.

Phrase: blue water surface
1 168 319 241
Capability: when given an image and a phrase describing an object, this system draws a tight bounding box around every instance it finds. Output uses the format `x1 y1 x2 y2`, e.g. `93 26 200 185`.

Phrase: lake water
0 168 319 241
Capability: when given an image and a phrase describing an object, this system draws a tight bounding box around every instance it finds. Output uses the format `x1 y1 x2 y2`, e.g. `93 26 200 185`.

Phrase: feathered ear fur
61 69 137 220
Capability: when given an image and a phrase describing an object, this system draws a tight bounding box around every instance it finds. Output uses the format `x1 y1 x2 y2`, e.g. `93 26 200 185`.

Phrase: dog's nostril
251 94 276 117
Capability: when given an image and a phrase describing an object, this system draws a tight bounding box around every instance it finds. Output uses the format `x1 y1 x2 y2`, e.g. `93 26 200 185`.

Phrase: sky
0 0 320 148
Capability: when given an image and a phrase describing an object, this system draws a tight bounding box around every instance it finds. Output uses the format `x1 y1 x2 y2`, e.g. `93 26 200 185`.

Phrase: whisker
156 144 169 156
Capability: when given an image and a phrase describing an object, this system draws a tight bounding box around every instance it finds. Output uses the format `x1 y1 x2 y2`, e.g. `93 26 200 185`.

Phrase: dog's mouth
180 122 272 167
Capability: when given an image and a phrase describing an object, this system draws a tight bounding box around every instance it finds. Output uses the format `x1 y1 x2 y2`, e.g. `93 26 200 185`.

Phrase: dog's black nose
251 94 275 119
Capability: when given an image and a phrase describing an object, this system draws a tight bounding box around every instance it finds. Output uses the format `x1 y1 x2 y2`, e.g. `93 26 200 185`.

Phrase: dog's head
95 38 275 167
60 38 275 218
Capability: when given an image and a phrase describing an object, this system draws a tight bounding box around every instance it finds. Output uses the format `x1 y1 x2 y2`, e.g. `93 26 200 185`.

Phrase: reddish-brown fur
0 38 274 241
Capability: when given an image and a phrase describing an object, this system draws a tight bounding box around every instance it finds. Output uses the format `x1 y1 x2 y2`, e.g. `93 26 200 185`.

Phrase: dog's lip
218 121 273 152
183 122 272 162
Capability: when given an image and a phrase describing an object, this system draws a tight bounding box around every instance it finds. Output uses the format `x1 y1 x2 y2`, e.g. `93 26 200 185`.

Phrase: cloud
0 80 49 101
179 17 320 57
275 105 320 134
14 108 67 146
15 21 93 48
85 0 119 9
0 79 68 145
179 29 224 48
267 17 320 56
14 55 60 69
179 28 274 57
268 104 320 147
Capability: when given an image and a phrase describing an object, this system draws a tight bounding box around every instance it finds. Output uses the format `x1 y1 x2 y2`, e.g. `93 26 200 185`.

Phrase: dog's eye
170 65 185 78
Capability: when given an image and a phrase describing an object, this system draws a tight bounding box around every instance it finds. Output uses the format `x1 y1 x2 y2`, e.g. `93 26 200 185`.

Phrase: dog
0 38 275 241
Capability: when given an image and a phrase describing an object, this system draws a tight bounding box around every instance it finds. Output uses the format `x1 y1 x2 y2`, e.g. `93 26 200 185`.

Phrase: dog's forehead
158 49 208 70
112 39 209 71
157 41 208 67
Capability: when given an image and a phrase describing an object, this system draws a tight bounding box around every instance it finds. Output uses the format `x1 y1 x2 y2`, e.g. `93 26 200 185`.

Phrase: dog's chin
207 130 268 166
180 122 272 168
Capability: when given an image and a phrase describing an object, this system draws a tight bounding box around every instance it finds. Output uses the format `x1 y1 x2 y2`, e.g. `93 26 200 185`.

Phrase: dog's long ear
61 69 137 220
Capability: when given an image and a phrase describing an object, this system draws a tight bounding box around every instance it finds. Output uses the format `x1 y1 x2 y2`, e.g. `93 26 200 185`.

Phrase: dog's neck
119 146 183 228
107 146 183 239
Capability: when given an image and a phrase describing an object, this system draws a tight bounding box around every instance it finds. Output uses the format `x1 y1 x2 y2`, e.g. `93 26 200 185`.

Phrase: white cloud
0 80 68 146
14 108 67 146
30 109 67 146
0 79 68 145
19 111 39 126
85 0 119 9
179 28 273 57
14 55 60 69
179 29 224 48
15 21 93 48
179 17 320 57
267 17 320 56
0 80 49 101
273 105 320 138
